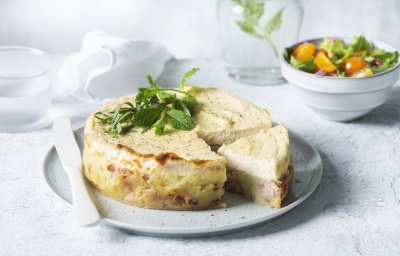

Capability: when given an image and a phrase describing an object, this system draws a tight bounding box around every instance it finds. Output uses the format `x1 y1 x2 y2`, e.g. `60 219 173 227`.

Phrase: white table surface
1 59 400 256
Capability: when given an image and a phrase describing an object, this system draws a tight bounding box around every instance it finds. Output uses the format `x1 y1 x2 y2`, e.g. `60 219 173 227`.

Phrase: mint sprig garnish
94 68 200 136
233 0 284 58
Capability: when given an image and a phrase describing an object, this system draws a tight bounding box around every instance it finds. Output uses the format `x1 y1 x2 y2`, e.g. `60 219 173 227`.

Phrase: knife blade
53 117 100 227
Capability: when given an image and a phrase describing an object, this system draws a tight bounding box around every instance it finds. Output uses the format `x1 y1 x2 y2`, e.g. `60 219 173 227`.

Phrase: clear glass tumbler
217 0 303 85
0 46 53 132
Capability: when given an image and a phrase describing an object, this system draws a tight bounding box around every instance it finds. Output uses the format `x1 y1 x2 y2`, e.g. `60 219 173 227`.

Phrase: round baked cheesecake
83 87 273 210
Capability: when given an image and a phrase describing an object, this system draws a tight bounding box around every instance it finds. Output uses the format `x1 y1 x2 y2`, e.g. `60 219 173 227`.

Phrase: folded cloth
58 31 172 103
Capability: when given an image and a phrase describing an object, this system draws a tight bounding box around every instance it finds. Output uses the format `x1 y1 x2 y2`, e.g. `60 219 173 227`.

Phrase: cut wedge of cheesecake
83 87 273 210
188 86 272 147
217 124 293 208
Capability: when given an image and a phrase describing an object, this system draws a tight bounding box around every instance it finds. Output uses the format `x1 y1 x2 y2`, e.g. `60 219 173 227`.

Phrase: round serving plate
43 127 323 237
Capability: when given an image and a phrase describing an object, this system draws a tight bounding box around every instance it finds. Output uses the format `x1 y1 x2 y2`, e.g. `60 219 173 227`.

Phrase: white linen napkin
58 31 172 103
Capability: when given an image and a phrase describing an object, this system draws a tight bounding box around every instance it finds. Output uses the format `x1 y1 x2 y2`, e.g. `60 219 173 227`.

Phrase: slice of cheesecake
188 86 272 147
217 124 293 208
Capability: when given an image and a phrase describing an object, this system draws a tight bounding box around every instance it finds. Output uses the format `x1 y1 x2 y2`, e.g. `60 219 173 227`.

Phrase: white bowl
281 39 400 121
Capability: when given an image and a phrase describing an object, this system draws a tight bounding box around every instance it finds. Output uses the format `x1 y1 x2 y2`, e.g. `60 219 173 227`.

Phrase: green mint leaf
136 88 156 102
175 101 191 117
179 68 199 90
133 107 162 127
242 0 264 20
153 119 165 136
166 109 193 130
233 0 280 58
236 21 256 34
352 35 372 51
136 88 157 110
157 91 172 100
264 7 284 36
146 75 160 89
96 68 200 136
233 0 264 36
181 95 199 114
157 91 177 104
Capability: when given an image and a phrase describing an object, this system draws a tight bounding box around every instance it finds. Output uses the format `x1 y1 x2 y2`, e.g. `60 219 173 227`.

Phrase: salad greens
285 35 398 77
95 68 200 136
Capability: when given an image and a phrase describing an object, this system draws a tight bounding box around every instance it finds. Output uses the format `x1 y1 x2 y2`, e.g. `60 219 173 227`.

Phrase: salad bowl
281 37 400 121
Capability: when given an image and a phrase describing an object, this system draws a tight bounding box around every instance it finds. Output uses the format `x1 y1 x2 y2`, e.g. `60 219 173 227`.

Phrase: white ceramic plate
43 127 323 237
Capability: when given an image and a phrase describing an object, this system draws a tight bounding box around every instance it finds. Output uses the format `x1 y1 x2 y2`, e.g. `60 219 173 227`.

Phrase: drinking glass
0 46 53 132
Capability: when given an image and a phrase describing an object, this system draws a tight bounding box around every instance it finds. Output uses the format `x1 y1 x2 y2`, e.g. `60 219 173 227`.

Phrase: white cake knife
53 118 100 227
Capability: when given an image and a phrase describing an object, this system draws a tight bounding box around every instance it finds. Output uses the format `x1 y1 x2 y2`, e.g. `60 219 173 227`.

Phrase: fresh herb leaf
94 102 137 136
236 21 256 34
147 75 160 89
233 0 283 58
153 119 165 136
133 107 162 127
233 0 264 26
179 68 199 90
157 90 173 100
264 8 284 36
166 109 193 131
176 101 191 117
136 88 157 110
181 95 199 114
95 68 200 136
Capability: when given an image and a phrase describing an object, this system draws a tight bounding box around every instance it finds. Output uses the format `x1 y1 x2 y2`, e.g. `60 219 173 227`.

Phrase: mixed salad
284 35 399 77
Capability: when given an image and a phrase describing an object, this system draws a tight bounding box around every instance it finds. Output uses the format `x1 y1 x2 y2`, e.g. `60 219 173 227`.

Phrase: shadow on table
351 84 400 126
206 149 351 240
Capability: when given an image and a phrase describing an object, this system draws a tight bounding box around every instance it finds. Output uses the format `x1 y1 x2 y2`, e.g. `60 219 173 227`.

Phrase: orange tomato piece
315 51 337 73
292 43 315 62
341 57 367 76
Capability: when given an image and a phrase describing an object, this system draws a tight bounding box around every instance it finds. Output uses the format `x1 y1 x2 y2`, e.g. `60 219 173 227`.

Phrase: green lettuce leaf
290 56 316 73
319 38 352 64
371 51 399 74
351 35 372 51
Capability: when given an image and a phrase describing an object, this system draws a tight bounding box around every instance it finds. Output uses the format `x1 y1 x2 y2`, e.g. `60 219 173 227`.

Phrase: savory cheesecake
187 86 272 147
217 125 293 208
83 87 273 210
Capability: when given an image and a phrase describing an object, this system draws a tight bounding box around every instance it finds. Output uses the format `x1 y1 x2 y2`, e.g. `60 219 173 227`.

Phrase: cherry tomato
292 43 315 62
341 57 367 76
315 51 337 73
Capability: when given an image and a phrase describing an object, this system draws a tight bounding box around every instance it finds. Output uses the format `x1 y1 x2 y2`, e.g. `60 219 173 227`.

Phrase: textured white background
0 0 400 58
1 60 400 256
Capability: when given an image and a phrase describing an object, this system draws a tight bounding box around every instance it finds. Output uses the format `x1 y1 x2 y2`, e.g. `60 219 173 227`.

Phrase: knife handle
66 165 101 227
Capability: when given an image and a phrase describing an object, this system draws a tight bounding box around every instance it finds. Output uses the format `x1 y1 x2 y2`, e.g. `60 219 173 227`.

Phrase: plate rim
42 126 323 237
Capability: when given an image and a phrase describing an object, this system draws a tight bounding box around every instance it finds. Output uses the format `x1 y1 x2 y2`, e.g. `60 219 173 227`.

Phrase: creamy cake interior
217 125 293 208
